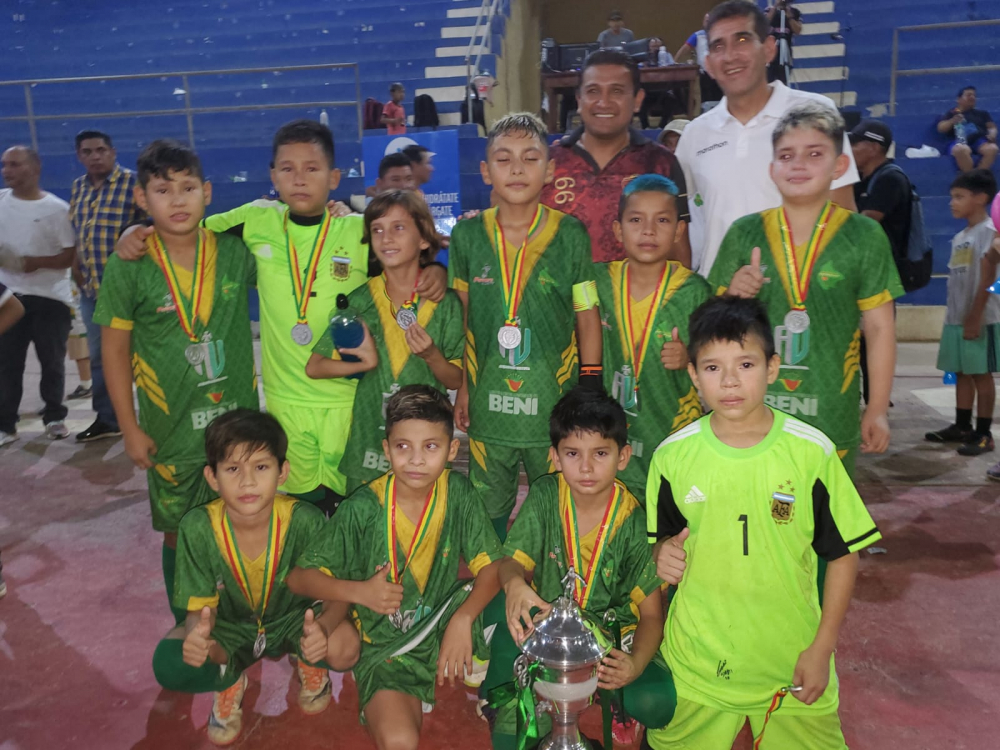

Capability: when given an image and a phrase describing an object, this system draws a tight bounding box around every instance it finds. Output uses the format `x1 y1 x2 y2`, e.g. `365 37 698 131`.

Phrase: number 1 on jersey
738 514 748 555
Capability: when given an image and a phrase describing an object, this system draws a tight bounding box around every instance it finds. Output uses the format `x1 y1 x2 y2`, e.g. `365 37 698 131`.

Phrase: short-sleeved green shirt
296 469 503 644
93 230 259 463
645 409 882 715
449 207 598 447
205 201 369 408
504 473 660 635
707 206 904 448
596 260 710 498
311 277 465 482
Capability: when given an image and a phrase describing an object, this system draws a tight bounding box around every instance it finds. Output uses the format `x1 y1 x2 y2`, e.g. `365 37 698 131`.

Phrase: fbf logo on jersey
771 483 795 524
331 255 351 280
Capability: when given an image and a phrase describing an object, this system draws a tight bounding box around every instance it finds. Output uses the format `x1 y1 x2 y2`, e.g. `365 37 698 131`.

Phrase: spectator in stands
675 14 724 105
646 37 673 66
764 0 802 84
598 11 633 48
541 49 691 265
402 144 435 188
675 0 858 276
639 39 681 130
70 130 142 442
382 82 407 136
658 118 689 153
938 86 998 173
0 146 77 445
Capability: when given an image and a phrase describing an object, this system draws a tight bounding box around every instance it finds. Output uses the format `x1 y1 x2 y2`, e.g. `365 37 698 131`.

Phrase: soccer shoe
207 673 247 746
296 662 332 715
0 431 17 447
986 461 1000 482
957 433 995 456
75 420 122 443
464 656 489 688
45 421 70 440
924 424 974 443
67 384 92 399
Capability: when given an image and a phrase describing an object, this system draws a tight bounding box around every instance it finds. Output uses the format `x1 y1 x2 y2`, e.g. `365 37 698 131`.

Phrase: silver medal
291 323 313 346
784 310 810 335
253 631 266 659
184 342 205 366
497 324 522 350
396 307 418 330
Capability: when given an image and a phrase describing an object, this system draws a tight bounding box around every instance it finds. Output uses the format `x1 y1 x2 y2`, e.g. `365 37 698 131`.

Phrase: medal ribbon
220 508 281 634
776 201 833 310
619 261 672 389
149 230 207 343
381 270 422 316
562 483 624 608
384 474 440 584
493 206 544 327
752 688 791 749
285 211 332 326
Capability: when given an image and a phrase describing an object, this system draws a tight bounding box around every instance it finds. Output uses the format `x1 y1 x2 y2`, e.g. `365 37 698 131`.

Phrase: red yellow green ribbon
381 270 421 316
753 688 791 749
384 474 440 585
776 201 833 311
493 206 544 326
149 229 207 342
285 211 332 325
220 508 281 634
562 481 624 609
618 260 672 390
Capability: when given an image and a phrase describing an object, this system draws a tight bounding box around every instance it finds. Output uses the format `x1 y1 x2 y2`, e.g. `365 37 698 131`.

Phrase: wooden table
542 64 701 133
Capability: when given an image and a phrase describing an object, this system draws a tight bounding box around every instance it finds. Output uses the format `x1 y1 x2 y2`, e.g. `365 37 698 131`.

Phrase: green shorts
467 439 554 520
936 323 1000 375
148 460 216 533
645 696 847 750
267 398 353 495
209 604 317 676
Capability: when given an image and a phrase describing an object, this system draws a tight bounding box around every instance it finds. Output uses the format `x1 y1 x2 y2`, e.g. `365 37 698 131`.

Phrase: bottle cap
336 293 349 310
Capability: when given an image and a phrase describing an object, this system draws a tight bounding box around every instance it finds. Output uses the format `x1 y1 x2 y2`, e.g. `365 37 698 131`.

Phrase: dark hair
706 0 771 44
136 139 204 188
402 144 430 164
958 85 976 97
608 10 624 20
271 119 335 168
550 386 629 450
378 152 413 179
75 130 113 150
688 296 775 364
486 112 549 155
363 190 440 266
950 168 998 200
204 409 288 470
618 173 679 220
390 82 405 94
385 385 454 440
580 49 641 95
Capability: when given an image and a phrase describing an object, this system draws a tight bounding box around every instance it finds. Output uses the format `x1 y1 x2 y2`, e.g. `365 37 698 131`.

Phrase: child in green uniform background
485 386 672 749
597 174 710 499
152 410 355 746
287 386 503 750
307 190 465 492
449 113 603 539
648 296 882 750
96 141 259 623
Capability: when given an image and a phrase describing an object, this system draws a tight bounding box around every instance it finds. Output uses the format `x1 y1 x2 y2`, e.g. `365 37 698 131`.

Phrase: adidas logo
684 486 706 504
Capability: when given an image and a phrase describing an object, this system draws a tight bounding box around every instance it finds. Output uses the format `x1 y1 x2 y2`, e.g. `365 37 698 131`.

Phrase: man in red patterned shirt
541 49 691 266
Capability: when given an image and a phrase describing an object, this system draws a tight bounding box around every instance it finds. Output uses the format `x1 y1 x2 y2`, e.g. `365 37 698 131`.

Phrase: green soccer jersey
205 201 369 408
94 230 259 463
645 409 881 715
505 473 660 637
296 469 503 644
707 206 904 449
597 260 710 498
449 207 598 447
312 277 465 481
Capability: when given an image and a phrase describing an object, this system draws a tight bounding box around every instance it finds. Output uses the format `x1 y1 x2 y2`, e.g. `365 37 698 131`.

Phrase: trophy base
539 734 604 750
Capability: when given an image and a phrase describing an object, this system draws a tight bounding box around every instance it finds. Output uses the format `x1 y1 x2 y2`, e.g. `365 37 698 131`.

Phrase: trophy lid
519 569 612 669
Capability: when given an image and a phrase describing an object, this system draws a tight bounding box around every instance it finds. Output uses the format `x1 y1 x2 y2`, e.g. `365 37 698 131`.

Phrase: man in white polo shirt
676 0 859 276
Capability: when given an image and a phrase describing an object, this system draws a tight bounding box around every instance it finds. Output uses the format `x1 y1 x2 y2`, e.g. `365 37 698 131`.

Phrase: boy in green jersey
117 120 449 514
598 174 710 499
450 113 603 539
647 296 881 750
287 386 503 750
707 102 902 477
485 386 672 749
96 141 260 622
152 410 356 746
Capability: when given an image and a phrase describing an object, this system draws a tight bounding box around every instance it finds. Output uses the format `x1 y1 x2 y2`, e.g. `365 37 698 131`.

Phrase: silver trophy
519 568 612 750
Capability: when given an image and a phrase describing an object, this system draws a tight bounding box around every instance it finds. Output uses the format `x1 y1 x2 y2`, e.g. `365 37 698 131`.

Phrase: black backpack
413 94 439 128
867 163 933 293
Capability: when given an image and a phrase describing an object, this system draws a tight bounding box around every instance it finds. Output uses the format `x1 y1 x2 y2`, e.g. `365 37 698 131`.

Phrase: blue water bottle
330 293 365 380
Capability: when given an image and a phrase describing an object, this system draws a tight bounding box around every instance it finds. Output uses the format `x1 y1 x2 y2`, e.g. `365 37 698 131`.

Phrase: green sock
491 515 509 543
152 638 238 693
162 543 186 625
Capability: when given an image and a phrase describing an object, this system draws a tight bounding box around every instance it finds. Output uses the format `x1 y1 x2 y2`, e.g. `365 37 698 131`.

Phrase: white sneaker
0 431 18 447
45 421 70 440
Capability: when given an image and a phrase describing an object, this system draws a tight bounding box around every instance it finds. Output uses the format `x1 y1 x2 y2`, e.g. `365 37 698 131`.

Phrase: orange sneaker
297 662 332 715
207 673 247 746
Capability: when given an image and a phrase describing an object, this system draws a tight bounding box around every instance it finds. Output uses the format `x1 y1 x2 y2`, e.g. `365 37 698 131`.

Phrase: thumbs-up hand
299 608 330 664
182 606 216 667
728 246 765 299
655 527 690 584
359 564 405 615
660 326 689 371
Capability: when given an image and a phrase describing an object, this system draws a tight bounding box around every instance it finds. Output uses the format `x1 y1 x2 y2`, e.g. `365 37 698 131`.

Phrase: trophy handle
561 567 585 600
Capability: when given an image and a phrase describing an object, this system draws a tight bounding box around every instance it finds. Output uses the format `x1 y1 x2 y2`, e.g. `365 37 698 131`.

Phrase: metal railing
889 19 1000 115
465 0 501 117
0 62 364 151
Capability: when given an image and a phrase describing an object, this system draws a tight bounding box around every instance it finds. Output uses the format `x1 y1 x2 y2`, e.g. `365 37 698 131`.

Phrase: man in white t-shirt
0 146 78 444
676 0 859 276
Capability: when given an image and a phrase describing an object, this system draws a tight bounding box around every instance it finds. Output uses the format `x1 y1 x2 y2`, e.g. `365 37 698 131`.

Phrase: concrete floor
0 342 997 749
